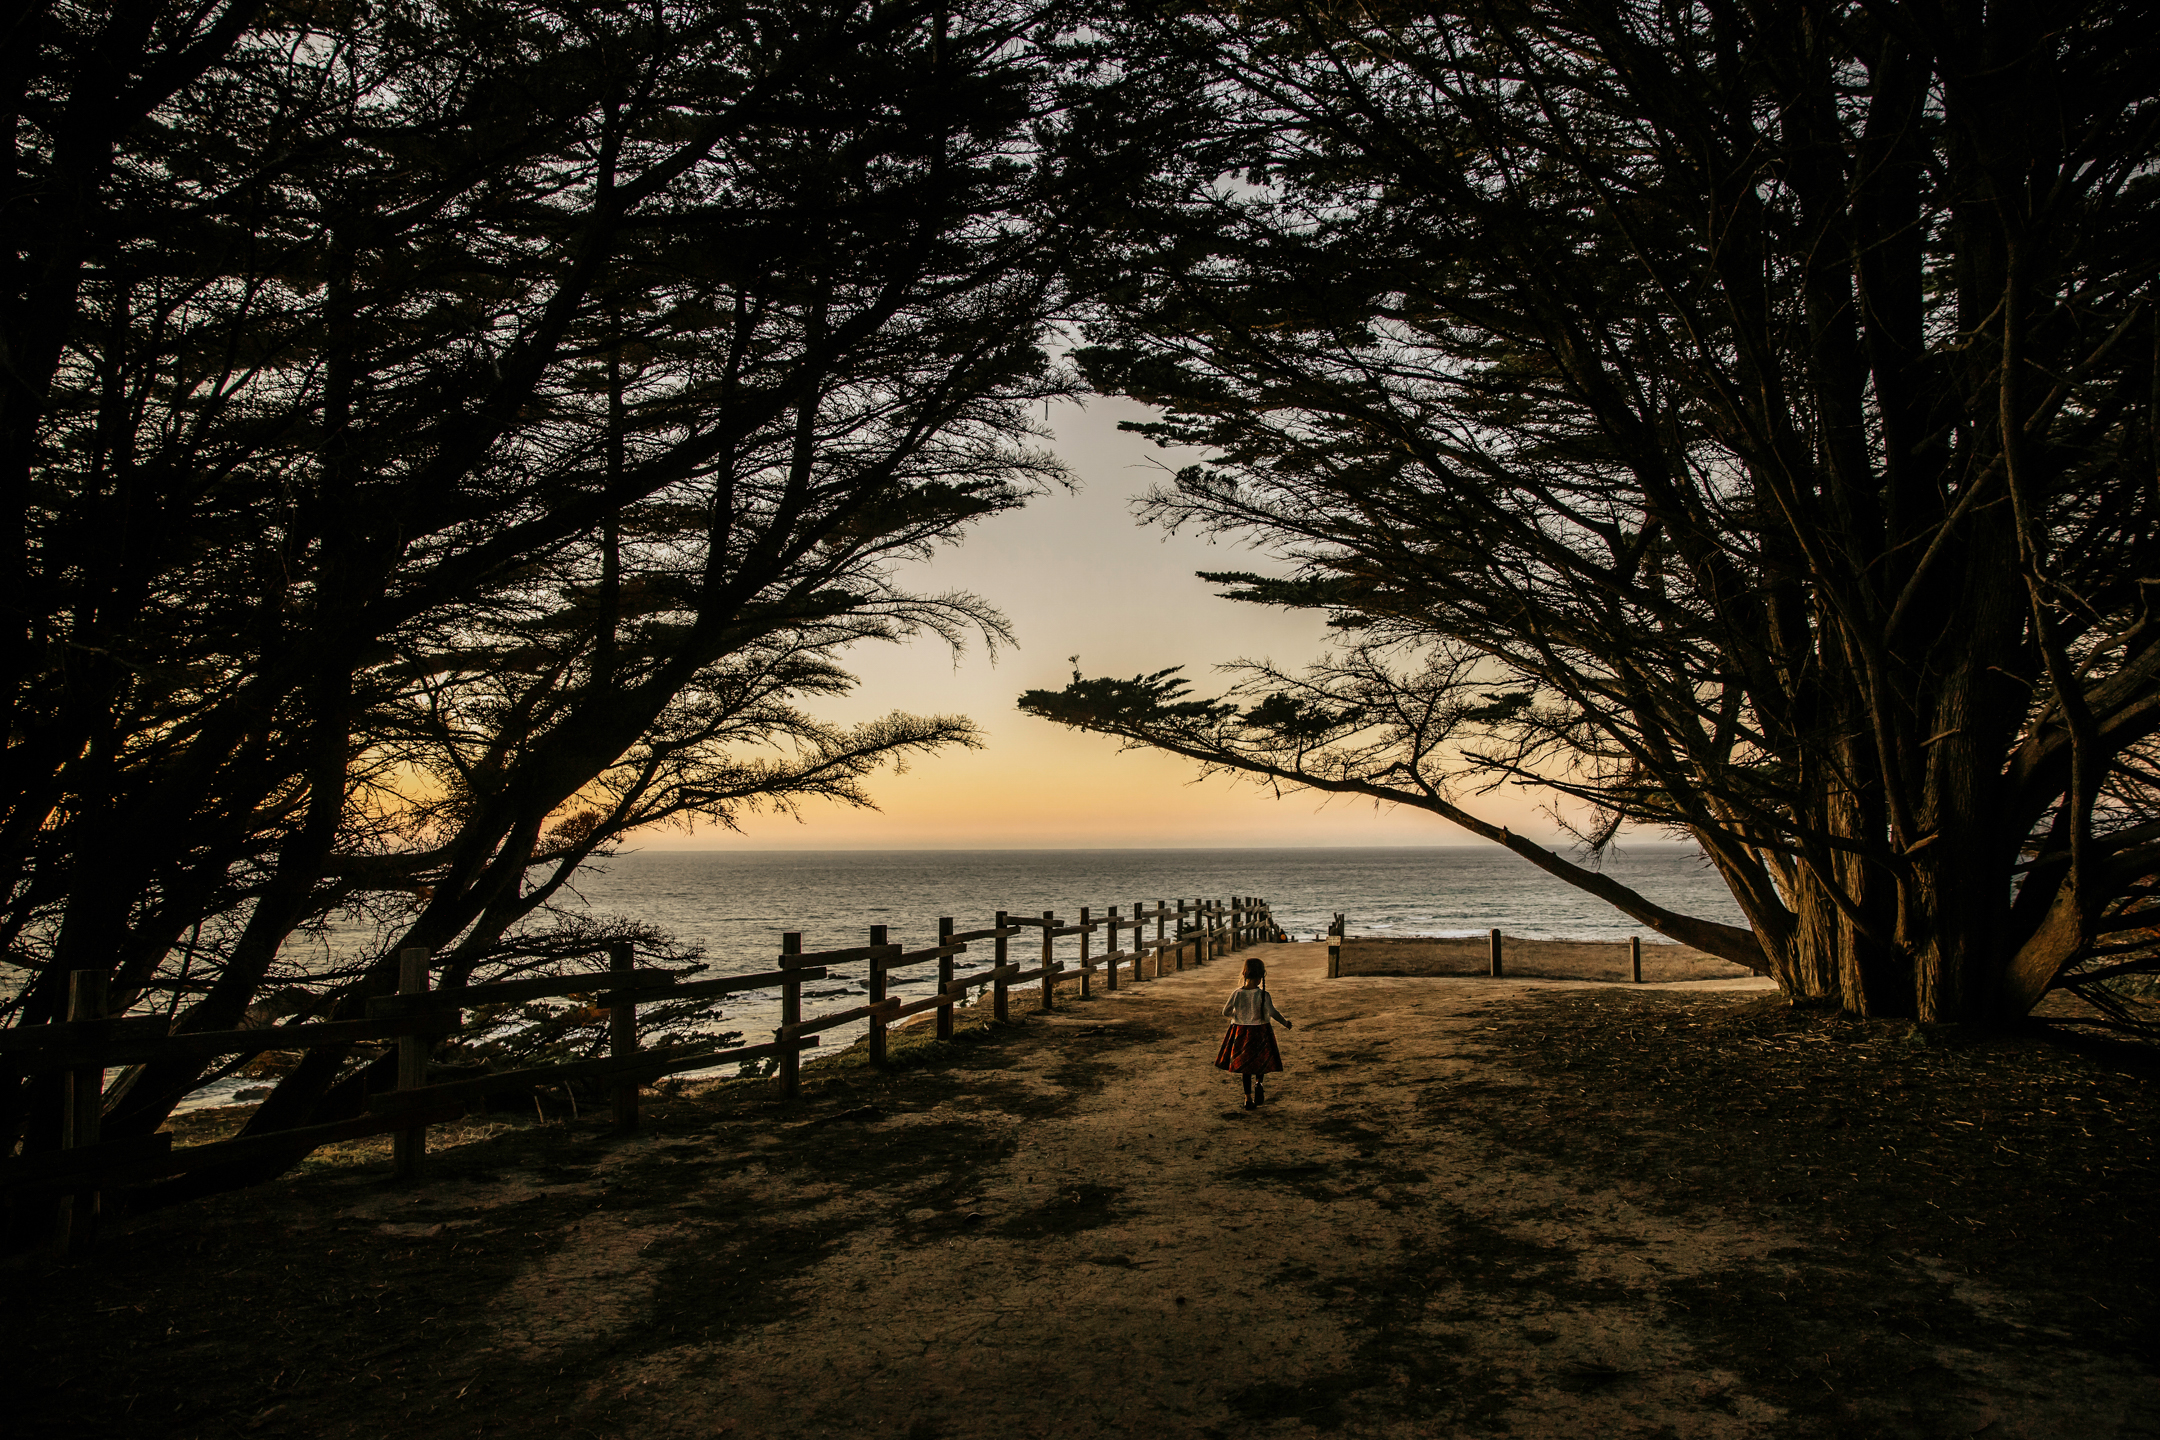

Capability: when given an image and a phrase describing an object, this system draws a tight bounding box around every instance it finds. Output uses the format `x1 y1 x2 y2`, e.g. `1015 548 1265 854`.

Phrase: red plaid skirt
1215 1023 1283 1075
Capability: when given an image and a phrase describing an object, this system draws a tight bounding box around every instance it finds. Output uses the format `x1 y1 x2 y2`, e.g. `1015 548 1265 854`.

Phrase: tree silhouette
3 0 1126 1196
1027 0 2160 1023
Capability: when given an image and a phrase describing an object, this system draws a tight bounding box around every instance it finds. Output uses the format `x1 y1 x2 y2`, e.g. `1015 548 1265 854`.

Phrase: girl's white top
1222 987 1292 1027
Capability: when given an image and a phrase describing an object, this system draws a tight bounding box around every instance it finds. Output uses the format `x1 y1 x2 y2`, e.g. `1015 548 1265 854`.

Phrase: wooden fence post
937 916 957 1040
1130 901 1143 981
54 969 107 1256
779 932 803 1099
1489 928 1504 978
869 924 889 1065
1040 911 1056 1011
1631 935 1643 984
393 945 431 1180
1105 906 1120 991
993 911 1010 1021
609 941 640 1131
1078 907 1092 998
1328 913 1343 978
1154 900 1166 978
1174 900 1187 970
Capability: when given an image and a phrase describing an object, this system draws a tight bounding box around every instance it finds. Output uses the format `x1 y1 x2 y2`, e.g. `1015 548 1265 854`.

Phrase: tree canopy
3 0 1132 1184
1023 0 2160 1023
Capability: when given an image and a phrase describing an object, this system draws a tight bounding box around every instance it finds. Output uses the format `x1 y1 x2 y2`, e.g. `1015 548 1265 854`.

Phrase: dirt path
593 942 1793 1439
597 944 1789 1439
13 941 2156 1439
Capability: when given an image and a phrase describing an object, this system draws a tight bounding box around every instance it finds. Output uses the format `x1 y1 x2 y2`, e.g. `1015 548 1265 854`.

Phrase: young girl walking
1216 956 1293 1108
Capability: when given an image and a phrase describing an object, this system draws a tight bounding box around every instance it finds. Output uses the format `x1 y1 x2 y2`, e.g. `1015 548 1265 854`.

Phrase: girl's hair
1241 956 1266 981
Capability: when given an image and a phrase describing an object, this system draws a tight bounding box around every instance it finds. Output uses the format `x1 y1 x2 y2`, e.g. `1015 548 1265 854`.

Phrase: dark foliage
1026 0 2160 1023
2 0 1137 1201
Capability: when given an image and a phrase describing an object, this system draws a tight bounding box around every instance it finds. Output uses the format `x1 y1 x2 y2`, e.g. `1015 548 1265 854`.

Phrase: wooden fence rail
5 893 1278 1255
1323 916 1660 983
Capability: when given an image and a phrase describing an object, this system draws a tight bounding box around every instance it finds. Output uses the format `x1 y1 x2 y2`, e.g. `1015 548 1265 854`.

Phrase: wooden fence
2 894 1278 1254
1324 915 1649 981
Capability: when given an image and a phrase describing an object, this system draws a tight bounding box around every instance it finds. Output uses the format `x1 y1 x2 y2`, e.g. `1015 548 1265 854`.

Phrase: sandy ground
11 941 2156 1439
620 950 1797 1439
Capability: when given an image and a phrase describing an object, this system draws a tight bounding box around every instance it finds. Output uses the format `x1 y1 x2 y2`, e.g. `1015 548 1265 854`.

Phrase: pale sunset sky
640 397 1572 851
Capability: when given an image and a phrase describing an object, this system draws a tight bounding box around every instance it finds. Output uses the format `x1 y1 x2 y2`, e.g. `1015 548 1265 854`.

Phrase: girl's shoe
1254 1083 1266 1106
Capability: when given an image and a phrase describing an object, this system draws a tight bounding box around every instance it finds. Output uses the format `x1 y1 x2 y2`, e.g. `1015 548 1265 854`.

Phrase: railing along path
3 894 1279 1253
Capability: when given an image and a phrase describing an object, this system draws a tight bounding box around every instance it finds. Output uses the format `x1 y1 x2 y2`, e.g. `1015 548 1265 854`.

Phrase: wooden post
1489 928 1504 977
1174 900 1187 970
1631 935 1643 984
1328 913 1343 979
55 969 108 1256
1078 907 1092 998
993 911 1010 1022
937 916 957 1040
779 932 803 1099
1129 900 1143 981
1040 910 1055 1011
1154 900 1166 978
1105 906 1121 991
869 924 889 1065
609 941 639 1131
393 945 430 1180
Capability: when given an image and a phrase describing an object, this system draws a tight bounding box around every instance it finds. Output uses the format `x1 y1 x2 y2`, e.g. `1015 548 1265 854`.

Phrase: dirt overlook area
9 942 2157 1439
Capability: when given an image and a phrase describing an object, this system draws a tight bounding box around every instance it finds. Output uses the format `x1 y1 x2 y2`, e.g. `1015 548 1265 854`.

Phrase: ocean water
566 844 1743 961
